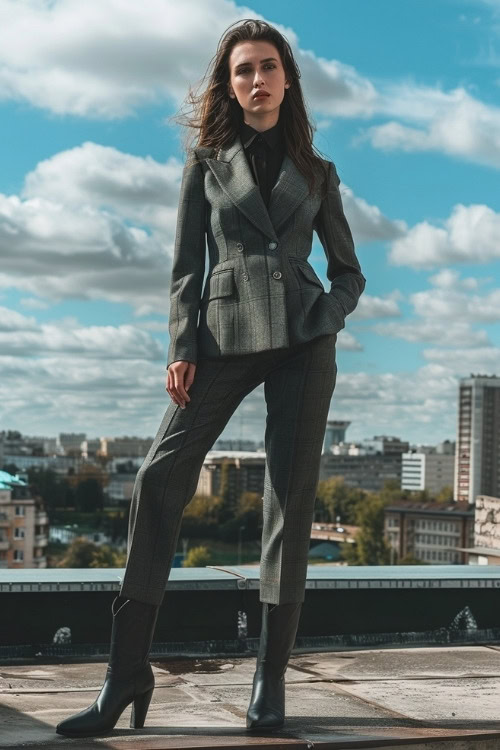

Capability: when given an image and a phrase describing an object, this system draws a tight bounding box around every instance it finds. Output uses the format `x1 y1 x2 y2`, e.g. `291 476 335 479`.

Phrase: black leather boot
246 601 302 731
56 595 160 737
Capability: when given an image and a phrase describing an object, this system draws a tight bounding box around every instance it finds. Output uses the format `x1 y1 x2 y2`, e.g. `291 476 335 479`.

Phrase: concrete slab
291 646 500 681
2 648 500 748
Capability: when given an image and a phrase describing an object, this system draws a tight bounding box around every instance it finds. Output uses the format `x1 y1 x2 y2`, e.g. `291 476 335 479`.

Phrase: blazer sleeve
166 150 206 370
313 160 366 323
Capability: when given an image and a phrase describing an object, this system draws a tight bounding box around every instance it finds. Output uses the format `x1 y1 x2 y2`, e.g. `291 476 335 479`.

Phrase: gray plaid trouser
119 333 338 606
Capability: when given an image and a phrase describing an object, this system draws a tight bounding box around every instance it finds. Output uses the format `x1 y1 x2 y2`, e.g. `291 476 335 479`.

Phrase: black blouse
239 116 286 209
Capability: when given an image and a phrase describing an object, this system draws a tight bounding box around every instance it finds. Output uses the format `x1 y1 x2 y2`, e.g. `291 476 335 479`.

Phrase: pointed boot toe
54 596 159 738
246 602 302 732
246 670 285 730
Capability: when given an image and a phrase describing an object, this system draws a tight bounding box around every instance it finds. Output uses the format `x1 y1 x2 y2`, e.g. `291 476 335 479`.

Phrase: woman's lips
253 92 270 99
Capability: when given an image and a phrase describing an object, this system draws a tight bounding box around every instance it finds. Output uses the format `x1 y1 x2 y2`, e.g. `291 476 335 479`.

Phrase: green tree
379 478 413 503
89 544 127 568
56 538 98 568
26 467 70 510
183 545 212 567
342 495 391 565
436 485 454 503
181 494 224 538
411 489 432 503
218 491 262 542
75 478 104 512
316 476 367 524
399 553 427 565
56 537 126 568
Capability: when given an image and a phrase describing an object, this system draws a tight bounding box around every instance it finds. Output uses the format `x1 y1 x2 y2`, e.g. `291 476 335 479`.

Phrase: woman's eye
238 64 276 74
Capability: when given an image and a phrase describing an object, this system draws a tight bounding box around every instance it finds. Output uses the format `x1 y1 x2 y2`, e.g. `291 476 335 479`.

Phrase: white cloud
0 188 172 316
0 353 170 436
423 346 500 371
0 348 467 445
298 48 377 118
0 307 38 332
411 282 500 322
349 292 402 320
0 0 378 120
336 330 363 350
356 85 500 168
22 141 182 230
370 269 500 347
0 306 163 359
0 0 241 118
389 203 500 269
324 363 462 440
374 320 491 348
0 138 395 319
0 0 498 169
337 185 406 244
428 268 479 290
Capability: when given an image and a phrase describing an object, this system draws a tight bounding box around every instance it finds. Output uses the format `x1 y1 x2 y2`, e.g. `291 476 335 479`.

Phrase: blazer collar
239 117 283 150
204 133 310 243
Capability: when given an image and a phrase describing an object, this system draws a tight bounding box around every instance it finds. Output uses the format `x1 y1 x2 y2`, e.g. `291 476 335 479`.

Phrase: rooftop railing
2 565 500 665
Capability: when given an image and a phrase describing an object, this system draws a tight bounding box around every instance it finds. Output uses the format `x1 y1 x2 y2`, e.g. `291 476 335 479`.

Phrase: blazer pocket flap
208 268 235 300
296 262 325 290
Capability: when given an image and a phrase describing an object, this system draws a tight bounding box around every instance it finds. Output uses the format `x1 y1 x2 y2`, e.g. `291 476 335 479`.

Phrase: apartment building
455 374 500 504
320 436 410 492
402 449 455 495
384 501 474 564
0 470 49 568
197 451 267 500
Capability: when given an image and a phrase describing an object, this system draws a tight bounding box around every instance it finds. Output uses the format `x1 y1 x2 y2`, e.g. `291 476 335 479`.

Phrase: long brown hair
169 18 330 198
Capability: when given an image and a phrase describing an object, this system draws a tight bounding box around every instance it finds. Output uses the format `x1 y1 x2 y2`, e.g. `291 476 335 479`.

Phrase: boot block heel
130 687 154 729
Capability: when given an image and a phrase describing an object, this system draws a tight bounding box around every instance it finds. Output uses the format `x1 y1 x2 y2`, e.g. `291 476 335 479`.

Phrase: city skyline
0 0 499 444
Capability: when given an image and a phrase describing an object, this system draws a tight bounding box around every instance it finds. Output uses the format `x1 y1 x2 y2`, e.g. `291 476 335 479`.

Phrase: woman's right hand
166 360 196 409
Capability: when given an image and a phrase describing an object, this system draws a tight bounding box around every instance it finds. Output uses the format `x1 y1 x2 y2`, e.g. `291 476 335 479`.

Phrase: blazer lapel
205 134 310 243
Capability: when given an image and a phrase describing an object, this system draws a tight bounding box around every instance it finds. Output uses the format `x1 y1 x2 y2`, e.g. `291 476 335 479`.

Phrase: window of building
15 506 26 517
13 549 24 562
14 527 25 539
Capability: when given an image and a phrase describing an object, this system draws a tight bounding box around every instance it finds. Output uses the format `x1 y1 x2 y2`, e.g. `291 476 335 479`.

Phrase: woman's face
227 39 290 129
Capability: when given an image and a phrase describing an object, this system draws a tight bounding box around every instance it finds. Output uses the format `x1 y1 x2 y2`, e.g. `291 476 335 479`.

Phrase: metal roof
0 469 27 487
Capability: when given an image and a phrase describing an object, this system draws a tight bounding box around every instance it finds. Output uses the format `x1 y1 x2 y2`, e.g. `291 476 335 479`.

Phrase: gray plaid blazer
166 134 366 369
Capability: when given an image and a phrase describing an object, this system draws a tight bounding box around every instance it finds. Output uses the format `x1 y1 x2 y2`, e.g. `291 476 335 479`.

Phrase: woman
56 18 366 738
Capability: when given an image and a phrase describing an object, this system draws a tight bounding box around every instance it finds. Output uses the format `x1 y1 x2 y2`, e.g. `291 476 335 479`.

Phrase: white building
402 451 455 495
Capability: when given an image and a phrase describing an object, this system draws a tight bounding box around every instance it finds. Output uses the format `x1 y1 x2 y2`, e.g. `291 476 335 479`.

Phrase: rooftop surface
3 645 500 749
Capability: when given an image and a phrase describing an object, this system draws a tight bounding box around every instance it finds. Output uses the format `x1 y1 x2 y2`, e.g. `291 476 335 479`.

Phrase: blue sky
0 0 499 446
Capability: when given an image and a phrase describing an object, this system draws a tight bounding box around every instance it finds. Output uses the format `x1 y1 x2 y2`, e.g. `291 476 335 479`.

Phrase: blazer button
242 272 249 281
236 242 244 252
273 271 282 279
268 241 278 250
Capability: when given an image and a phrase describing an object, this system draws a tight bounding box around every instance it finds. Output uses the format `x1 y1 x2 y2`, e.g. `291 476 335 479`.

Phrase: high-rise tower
454 374 500 504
